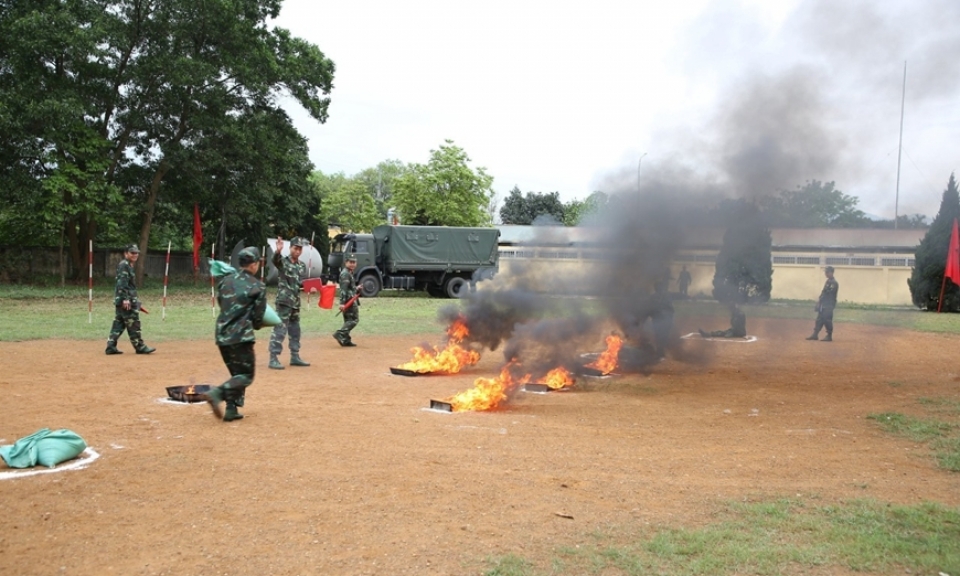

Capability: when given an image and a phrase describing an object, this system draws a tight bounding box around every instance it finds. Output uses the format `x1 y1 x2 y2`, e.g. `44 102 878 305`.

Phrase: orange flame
447 361 531 412
543 366 575 389
397 316 480 374
585 334 623 374
184 385 196 395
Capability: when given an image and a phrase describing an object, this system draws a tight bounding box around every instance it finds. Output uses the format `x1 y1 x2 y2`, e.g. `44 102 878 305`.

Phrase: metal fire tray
166 384 212 403
522 383 553 393
390 367 446 377
429 399 453 412
575 366 607 377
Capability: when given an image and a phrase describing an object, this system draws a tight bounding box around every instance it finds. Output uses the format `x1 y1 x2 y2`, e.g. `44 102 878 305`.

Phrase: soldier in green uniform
333 254 359 347
268 236 311 369
806 265 839 342
105 244 155 355
699 303 747 338
204 247 267 422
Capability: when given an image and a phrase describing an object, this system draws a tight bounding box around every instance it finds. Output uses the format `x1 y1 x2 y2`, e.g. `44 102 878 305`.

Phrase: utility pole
894 61 906 230
637 152 647 191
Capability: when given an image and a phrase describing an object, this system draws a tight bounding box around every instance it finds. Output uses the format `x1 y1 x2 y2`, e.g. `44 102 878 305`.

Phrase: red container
302 278 323 293
318 284 336 309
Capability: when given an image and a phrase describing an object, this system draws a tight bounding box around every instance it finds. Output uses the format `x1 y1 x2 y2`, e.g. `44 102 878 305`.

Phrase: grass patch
483 498 960 575
868 409 960 472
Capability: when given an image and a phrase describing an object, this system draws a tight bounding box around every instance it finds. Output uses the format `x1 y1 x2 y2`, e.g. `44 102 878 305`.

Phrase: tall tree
758 180 871 228
908 173 960 311
352 160 406 221
712 200 773 303
312 171 381 233
392 140 493 227
0 0 335 282
499 188 565 225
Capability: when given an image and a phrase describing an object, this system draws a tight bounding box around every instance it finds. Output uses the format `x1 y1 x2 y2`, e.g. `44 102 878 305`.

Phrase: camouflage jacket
272 252 305 308
818 278 839 309
216 270 267 346
339 268 358 306
730 308 747 336
113 258 138 307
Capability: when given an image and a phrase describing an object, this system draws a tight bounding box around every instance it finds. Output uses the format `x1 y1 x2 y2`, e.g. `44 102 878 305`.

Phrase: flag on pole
193 203 203 271
946 218 960 287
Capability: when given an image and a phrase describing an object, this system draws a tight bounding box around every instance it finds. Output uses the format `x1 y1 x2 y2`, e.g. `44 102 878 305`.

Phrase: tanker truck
327 225 500 298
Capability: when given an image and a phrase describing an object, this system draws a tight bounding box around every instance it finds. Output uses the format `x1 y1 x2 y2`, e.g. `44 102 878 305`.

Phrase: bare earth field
1 316 959 575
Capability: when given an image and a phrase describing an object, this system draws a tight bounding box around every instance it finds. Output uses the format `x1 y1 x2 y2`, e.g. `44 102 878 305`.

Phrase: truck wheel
444 277 468 298
359 274 381 298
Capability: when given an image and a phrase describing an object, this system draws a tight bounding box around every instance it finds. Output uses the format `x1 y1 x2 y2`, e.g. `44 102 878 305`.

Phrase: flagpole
87 240 93 324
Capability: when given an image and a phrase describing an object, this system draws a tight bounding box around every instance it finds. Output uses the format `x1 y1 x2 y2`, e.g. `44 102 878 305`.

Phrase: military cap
125 244 140 254
345 253 357 262
825 265 835 273
238 247 260 266
290 237 307 247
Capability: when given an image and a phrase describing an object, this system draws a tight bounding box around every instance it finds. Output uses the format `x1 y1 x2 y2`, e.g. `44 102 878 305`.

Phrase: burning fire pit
165 384 211 403
522 383 553 393
390 367 447 377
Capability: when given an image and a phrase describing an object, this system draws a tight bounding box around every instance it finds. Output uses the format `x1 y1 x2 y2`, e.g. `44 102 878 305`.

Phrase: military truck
327 225 500 298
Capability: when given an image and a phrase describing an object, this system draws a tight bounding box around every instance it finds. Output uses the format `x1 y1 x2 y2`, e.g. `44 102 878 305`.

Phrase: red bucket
318 284 336 309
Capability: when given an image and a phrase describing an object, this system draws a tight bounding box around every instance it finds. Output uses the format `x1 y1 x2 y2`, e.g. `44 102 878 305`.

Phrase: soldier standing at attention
105 244 155 355
333 254 359 347
269 236 311 369
807 265 839 342
677 265 692 298
205 247 266 422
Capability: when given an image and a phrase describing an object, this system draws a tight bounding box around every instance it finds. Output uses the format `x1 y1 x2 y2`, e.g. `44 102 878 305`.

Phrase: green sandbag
262 304 282 327
209 259 236 277
0 428 87 468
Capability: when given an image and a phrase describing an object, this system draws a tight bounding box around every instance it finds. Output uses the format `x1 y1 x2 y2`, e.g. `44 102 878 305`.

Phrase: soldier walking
205 247 266 422
105 244 155 355
269 237 311 369
333 254 360 347
806 265 839 341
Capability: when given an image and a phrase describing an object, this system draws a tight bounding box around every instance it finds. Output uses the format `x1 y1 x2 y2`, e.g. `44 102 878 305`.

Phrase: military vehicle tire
426 284 445 298
359 273 381 298
444 276 468 298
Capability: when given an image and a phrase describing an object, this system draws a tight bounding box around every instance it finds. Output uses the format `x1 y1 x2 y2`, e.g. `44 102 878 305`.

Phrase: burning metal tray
166 384 212 403
390 367 447 377
522 383 553 393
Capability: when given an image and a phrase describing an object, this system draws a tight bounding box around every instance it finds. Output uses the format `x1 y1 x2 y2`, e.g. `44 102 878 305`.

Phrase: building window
772 256 797 264
797 257 821 265
825 257 849 266
851 257 876 266
881 258 908 267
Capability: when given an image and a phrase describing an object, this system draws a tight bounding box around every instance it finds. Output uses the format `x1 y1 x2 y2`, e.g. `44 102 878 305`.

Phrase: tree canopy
392 140 493 227
0 0 335 280
908 173 960 311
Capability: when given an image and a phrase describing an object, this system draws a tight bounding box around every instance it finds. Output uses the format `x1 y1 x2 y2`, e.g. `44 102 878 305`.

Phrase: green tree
499 187 565 225
908 174 960 311
0 0 335 282
759 180 871 228
312 171 380 233
352 160 406 220
392 140 493 227
712 200 773 303
563 191 608 226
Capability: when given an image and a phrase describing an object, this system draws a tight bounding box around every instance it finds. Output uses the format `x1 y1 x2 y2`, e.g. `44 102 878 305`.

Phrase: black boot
135 345 156 354
805 333 819 341
269 354 284 369
822 334 832 342
105 341 123 355
290 353 310 366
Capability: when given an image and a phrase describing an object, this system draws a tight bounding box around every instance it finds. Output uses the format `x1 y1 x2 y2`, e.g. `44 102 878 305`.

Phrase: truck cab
327 233 379 296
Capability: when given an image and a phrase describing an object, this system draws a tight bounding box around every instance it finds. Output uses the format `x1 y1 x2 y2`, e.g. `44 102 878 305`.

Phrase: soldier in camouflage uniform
204 247 267 422
699 303 747 338
105 244 155 355
268 236 311 369
807 265 839 342
333 254 359 347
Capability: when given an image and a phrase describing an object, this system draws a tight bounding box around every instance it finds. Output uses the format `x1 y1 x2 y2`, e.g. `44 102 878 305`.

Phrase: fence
0 246 210 282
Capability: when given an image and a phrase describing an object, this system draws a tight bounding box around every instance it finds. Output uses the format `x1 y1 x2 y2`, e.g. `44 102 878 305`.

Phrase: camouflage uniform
334 266 359 345
701 306 747 338
210 254 266 420
808 270 840 341
269 240 306 363
106 246 153 354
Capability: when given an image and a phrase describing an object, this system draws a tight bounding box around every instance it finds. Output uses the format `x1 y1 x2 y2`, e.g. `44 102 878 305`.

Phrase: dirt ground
1 316 959 576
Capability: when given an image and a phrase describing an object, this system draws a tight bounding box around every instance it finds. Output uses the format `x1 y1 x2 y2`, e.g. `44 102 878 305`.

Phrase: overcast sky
273 0 959 219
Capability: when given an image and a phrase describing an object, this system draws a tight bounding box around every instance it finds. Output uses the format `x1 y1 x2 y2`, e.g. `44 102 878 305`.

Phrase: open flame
585 333 623 374
184 385 196 395
397 316 481 374
447 361 530 412
543 366 574 390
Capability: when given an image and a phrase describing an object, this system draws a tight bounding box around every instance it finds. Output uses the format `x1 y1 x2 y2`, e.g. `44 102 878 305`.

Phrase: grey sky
274 0 958 218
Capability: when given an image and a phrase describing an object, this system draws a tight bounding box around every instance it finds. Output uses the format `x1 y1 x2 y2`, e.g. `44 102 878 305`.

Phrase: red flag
192 203 203 271
947 218 960 287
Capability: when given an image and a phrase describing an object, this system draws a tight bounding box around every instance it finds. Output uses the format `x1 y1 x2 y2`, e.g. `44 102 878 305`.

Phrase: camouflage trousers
334 307 359 342
216 342 256 406
269 304 301 355
107 307 143 349
813 306 835 336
